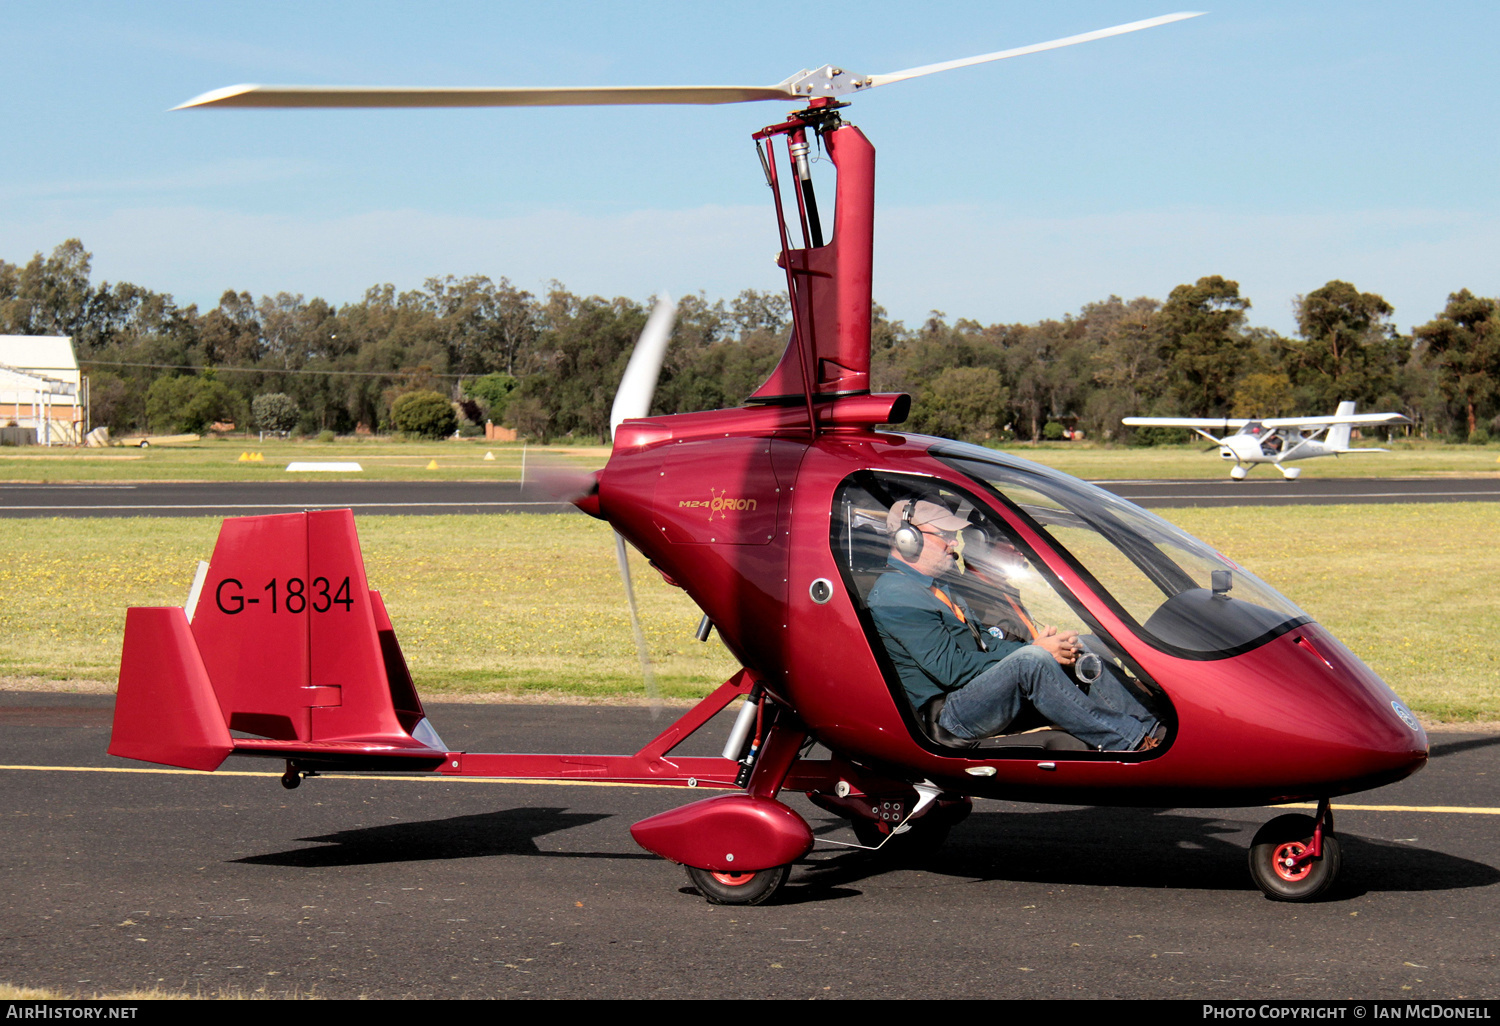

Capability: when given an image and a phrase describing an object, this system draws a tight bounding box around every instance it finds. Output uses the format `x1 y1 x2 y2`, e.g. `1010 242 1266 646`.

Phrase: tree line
3 239 1498 444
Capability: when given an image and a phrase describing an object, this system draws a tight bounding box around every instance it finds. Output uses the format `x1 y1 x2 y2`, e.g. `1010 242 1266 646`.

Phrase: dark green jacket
865 560 1024 709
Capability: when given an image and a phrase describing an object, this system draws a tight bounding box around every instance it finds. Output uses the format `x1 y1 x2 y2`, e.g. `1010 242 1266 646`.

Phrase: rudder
1328 401 1356 450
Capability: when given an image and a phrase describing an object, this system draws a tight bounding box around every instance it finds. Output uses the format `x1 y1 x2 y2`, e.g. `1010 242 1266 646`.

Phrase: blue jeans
937 645 1156 751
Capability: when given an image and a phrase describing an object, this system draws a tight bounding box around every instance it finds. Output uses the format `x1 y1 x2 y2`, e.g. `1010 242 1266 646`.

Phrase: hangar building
0 335 85 445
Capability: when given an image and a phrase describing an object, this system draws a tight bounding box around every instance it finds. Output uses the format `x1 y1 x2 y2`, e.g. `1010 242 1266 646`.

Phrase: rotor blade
175 84 796 110
609 293 677 439
614 531 662 718
865 12 1204 89
179 14 1204 113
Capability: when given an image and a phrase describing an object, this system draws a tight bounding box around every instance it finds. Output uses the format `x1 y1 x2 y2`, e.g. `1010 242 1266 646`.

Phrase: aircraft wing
1259 412 1410 429
1121 417 1251 430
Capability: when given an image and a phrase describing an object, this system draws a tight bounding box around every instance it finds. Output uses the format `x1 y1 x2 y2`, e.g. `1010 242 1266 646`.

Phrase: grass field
0 436 606 483
2 434 1497 483
1 504 1495 721
0 514 741 703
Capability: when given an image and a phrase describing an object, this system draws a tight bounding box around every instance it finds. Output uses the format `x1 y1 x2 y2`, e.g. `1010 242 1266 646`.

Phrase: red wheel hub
1272 841 1312 882
710 870 756 886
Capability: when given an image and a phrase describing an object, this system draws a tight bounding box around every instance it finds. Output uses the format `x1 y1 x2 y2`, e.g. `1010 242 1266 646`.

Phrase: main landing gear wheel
1248 813 1341 902
685 864 791 906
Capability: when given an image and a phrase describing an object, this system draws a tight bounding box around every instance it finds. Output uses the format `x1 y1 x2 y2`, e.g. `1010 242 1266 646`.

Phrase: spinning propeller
176 13 1202 110
609 294 677 716
524 294 678 713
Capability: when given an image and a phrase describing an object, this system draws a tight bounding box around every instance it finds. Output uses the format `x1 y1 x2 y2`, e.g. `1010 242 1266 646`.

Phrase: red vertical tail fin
111 509 447 770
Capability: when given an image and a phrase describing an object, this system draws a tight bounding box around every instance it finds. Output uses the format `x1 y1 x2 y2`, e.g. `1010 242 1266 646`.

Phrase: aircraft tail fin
110 510 447 771
1327 401 1357 450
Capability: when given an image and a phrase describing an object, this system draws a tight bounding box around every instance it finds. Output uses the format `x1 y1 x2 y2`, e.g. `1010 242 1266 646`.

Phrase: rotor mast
748 99 875 435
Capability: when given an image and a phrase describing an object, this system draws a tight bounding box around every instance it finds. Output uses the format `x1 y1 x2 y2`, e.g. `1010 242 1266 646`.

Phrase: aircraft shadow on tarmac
234 807 654 868
232 803 1497 906
781 807 1499 905
1429 734 1500 759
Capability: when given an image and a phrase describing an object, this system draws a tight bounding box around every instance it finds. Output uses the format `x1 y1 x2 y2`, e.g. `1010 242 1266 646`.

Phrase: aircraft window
831 472 1168 746
933 443 1309 658
990 479 1188 624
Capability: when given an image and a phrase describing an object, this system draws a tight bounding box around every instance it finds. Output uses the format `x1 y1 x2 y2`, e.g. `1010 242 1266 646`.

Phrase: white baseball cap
886 499 970 534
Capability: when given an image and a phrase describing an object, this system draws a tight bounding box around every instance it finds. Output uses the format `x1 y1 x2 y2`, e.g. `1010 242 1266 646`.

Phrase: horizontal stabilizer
110 607 233 771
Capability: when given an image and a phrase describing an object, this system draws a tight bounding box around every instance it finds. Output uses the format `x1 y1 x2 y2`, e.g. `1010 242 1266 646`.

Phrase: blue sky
3 1 1497 335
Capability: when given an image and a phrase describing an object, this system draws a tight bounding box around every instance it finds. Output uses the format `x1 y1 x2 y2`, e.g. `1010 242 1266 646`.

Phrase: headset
893 500 924 561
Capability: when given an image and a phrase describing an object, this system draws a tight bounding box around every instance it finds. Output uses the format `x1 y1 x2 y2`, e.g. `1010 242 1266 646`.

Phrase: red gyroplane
110 14 1427 904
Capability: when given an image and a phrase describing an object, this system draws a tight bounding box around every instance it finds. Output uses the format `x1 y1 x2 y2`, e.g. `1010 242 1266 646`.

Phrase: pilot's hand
1033 627 1081 666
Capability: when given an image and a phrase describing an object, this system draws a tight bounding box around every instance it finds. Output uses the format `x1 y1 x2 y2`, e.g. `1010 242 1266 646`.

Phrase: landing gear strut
658 703 809 907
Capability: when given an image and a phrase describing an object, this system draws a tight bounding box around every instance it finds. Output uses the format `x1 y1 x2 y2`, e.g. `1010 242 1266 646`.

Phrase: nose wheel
1248 805 1341 902
685 864 791 905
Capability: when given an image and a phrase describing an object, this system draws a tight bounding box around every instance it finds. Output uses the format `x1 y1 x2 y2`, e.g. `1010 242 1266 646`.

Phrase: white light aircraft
1123 402 1411 480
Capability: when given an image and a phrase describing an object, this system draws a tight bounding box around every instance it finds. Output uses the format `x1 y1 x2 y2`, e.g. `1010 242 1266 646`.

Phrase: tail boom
107 512 850 796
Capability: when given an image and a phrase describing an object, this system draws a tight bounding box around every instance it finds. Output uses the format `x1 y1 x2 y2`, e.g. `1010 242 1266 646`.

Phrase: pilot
866 499 1164 752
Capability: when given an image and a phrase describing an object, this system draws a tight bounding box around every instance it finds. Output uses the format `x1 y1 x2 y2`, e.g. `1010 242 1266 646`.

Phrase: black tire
1248 813 1341 902
685 864 790 906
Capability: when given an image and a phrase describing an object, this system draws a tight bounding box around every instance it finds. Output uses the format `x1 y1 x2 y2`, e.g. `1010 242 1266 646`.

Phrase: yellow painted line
2 765 1495 810
0 764 276 778
0 763 705 789
1272 801 1500 815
